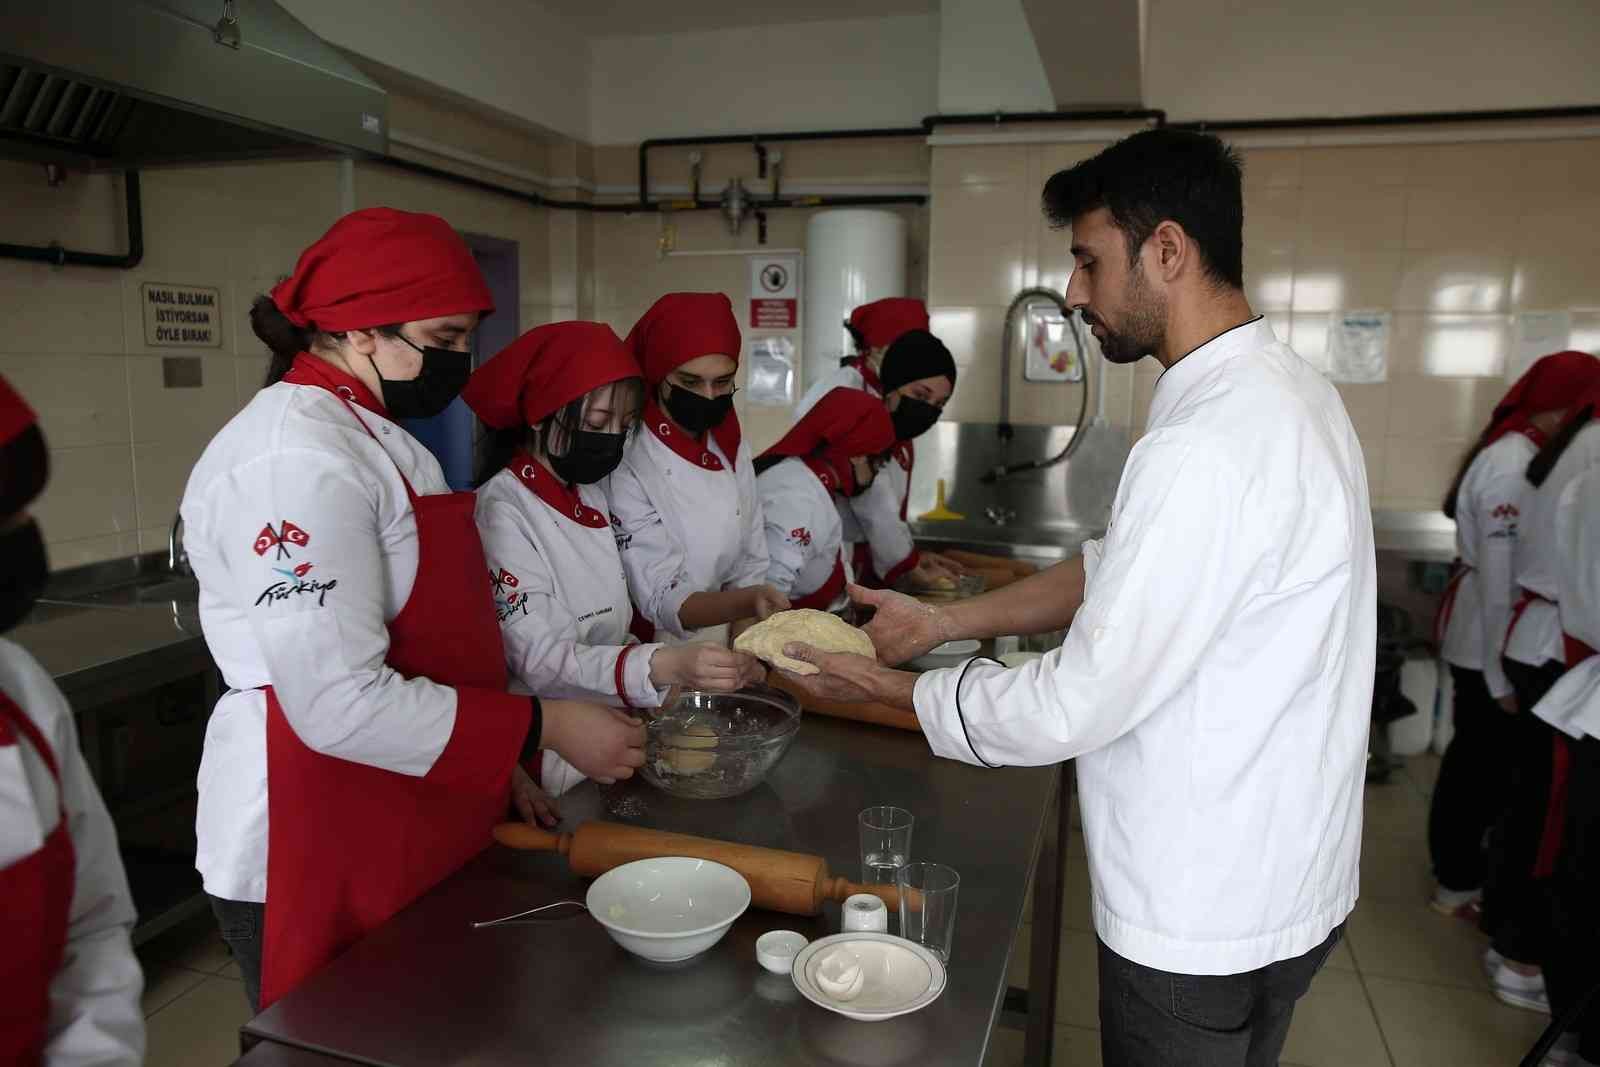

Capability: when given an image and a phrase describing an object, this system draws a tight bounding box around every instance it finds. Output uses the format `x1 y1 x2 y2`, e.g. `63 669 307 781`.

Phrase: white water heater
803 210 908 396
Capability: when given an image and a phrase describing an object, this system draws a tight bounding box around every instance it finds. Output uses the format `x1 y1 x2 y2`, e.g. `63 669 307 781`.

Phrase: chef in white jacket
783 130 1375 1066
796 299 962 589
465 321 765 806
752 388 897 612
608 293 788 645
0 374 143 1066
1530 458 1600 1065
1429 351 1600 921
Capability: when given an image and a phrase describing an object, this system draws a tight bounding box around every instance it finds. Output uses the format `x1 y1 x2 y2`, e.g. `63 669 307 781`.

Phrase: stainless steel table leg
1024 764 1070 1065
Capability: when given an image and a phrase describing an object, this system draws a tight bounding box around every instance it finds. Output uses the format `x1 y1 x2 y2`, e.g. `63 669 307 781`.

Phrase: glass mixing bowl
642 685 802 799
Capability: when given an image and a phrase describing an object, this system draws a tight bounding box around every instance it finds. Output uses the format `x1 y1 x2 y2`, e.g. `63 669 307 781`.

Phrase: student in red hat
608 293 789 647
0 375 145 1066
1429 350 1600 925
797 297 964 590
464 322 763 810
181 209 644 1011
752 388 897 610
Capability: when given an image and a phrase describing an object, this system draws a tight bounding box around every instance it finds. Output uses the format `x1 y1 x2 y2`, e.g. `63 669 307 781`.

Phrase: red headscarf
848 298 929 352
463 322 641 430
626 293 744 463
758 388 896 495
270 208 493 332
0 374 37 447
1482 350 1600 446
0 373 47 517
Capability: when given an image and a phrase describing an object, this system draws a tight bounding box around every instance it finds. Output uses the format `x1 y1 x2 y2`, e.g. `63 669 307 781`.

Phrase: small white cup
841 893 889 933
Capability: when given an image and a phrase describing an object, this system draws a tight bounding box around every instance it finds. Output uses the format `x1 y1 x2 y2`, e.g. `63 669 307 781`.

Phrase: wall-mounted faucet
168 512 191 576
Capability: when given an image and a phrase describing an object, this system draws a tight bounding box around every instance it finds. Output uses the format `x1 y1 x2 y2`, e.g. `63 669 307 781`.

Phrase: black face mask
373 334 472 419
550 430 627 485
663 384 734 435
0 520 48 634
891 396 942 440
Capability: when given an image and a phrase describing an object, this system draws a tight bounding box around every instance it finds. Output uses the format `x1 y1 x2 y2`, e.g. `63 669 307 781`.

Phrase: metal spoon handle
471 900 588 929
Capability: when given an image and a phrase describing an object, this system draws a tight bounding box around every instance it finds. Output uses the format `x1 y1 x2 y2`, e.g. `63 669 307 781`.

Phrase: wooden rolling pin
492 821 904 916
942 549 1039 578
767 672 922 733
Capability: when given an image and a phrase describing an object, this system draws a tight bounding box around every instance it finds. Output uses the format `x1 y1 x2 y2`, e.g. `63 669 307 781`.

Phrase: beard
1082 264 1166 365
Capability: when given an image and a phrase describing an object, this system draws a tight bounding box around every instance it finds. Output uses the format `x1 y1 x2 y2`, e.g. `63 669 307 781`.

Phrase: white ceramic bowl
756 929 809 974
585 857 751 964
910 638 983 671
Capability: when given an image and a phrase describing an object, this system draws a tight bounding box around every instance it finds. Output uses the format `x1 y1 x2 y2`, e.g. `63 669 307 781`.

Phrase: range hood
0 0 386 168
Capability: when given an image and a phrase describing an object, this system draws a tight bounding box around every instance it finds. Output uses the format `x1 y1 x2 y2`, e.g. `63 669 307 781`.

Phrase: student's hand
652 643 767 692
777 645 885 704
1496 693 1520 715
510 764 560 830
922 551 974 576
907 557 957 590
849 583 952 666
749 584 791 620
542 700 646 785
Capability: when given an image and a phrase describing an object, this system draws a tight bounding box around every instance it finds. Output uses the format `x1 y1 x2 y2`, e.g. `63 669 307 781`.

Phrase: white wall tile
34 446 137 542
0 353 130 448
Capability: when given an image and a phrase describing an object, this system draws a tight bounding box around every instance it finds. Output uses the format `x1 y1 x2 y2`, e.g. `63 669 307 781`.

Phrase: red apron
792 554 847 611
1432 561 1470 648
259 395 525 1009
0 690 75 1066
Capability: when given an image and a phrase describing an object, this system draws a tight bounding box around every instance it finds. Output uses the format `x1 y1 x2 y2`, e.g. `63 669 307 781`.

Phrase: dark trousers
1429 666 1514 892
1097 925 1343 1067
209 894 265 1014
1546 737 1600 1061
1480 658 1566 965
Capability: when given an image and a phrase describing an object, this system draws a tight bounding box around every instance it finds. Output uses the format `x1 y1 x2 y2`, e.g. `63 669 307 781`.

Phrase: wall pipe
0 169 143 269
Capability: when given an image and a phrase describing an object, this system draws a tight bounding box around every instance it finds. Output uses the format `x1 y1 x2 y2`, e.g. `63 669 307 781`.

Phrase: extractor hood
0 0 387 168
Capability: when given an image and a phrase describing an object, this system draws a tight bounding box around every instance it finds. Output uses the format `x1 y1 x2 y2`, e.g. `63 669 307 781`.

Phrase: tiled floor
136 753 1553 1065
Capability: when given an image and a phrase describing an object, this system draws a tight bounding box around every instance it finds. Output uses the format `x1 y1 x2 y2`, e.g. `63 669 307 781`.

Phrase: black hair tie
955 655 1002 769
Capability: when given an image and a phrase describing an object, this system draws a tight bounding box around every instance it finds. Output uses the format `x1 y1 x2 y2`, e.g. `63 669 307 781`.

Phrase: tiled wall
2 89 559 572
926 135 1600 509
585 140 930 453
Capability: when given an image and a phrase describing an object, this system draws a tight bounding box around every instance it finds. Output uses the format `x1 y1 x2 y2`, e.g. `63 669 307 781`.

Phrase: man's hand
848 582 952 666
777 645 887 703
1497 693 1519 715
510 764 560 829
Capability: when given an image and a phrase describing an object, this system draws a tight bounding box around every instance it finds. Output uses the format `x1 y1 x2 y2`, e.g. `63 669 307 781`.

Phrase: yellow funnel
917 478 965 521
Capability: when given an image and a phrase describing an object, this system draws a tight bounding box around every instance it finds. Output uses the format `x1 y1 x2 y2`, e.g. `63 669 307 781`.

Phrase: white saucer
909 639 983 671
790 933 947 1022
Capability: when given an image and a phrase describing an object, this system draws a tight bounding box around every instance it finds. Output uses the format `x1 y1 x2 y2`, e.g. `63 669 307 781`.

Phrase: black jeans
1097 924 1343 1067
1546 737 1600 1062
209 894 265 1014
1429 666 1514 892
1481 658 1565 964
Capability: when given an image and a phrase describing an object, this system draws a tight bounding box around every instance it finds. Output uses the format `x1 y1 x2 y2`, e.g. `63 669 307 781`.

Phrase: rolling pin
492 821 904 916
767 672 922 733
943 549 1038 578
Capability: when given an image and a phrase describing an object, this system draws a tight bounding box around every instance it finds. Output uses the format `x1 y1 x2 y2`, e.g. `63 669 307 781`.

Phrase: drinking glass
858 806 914 885
896 862 960 962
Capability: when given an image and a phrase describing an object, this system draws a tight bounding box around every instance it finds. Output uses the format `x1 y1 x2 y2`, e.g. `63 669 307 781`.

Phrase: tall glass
897 862 960 962
858 806 914 884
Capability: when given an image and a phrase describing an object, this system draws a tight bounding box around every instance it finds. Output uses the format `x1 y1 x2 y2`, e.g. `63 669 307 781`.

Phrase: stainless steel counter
242 714 1070 1067
12 597 206 708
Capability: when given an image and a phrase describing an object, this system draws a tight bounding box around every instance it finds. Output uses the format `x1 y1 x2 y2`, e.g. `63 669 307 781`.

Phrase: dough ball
734 608 876 676
665 723 718 774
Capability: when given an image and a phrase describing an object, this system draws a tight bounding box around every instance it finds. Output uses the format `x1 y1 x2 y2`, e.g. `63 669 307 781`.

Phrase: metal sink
46 575 200 609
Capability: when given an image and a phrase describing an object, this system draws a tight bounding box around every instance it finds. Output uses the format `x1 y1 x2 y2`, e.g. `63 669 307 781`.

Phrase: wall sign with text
141 283 223 348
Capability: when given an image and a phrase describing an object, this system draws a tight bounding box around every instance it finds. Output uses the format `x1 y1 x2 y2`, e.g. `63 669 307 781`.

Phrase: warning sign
141 283 223 348
749 256 799 330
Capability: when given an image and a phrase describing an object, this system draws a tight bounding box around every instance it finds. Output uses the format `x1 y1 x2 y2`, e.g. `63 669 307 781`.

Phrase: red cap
0 374 37 447
758 388 895 495
270 208 493 333
1484 350 1600 446
463 322 641 430
847 298 929 351
625 293 743 382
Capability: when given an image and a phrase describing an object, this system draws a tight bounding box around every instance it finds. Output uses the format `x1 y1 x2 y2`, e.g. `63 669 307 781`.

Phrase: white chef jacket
0 639 144 1067
183 375 484 902
913 319 1375 976
756 457 848 609
606 421 768 641
1440 433 1538 698
1508 423 1600 667
798 364 918 581
476 463 668 795
1531 466 1600 739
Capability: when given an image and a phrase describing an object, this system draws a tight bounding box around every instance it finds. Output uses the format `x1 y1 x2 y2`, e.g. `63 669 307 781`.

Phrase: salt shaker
841 893 889 933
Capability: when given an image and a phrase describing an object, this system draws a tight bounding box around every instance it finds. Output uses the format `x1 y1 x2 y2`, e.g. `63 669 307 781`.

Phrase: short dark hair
1041 128 1244 290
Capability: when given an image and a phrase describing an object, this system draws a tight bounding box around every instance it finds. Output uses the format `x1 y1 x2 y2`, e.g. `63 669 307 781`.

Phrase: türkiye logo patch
254 520 315 579
789 527 812 547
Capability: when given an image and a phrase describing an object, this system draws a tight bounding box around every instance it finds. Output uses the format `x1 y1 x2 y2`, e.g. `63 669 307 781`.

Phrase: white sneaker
1492 961 1551 1014
1430 884 1482 918
1483 947 1505 980
1539 1031 1579 1067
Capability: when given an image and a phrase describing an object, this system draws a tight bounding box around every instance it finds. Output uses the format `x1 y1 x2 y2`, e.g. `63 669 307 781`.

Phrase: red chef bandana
270 208 493 332
847 298 929 352
626 292 744 467
758 387 895 495
463 322 641 430
1483 350 1600 447
0 374 47 517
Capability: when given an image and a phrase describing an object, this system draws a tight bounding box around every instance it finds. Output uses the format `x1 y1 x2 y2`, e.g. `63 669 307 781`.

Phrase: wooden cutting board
767 672 922 733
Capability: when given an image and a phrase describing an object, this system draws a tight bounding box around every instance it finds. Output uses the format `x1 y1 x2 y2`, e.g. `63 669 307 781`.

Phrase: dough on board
735 609 877 676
